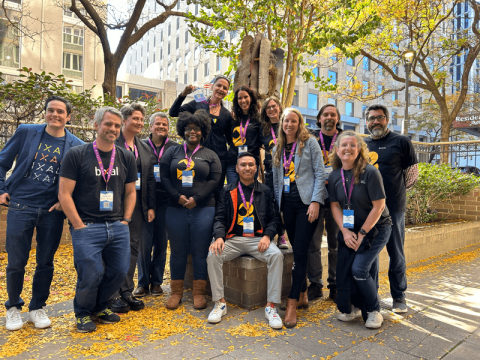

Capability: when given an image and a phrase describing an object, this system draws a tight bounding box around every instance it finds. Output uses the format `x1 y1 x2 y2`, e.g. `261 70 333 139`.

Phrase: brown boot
166 280 184 310
192 279 208 310
284 298 297 328
297 291 309 309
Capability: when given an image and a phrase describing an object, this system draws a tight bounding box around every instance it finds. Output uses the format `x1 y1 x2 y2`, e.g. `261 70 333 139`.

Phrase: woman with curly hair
160 110 222 310
272 108 326 328
226 86 262 184
327 131 392 329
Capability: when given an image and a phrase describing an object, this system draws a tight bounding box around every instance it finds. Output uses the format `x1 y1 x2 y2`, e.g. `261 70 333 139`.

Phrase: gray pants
308 205 338 288
207 236 283 304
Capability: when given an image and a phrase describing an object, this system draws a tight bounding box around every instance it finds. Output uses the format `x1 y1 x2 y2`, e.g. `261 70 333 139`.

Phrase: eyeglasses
266 105 278 111
185 126 201 133
367 115 387 122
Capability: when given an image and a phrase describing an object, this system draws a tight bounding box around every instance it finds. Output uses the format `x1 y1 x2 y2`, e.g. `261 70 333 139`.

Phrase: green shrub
406 163 480 224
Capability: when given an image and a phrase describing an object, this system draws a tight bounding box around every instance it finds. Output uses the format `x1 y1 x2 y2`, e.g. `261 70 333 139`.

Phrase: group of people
0 75 418 334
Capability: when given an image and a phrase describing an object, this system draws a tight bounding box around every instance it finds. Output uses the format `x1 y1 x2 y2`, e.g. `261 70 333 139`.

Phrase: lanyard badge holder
182 143 200 187
341 169 355 229
136 173 141 190
154 165 161 182
283 142 296 194
93 141 115 212
238 119 250 154
194 93 207 103
149 138 169 182
238 183 255 237
320 132 337 181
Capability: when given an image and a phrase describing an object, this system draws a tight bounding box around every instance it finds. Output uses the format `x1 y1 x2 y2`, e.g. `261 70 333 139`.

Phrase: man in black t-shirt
59 107 137 333
207 153 283 329
364 104 418 313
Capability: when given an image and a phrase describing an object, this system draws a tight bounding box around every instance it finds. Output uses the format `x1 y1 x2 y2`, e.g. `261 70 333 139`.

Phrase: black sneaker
93 309 121 324
329 287 337 303
122 294 145 311
76 316 96 333
109 297 130 313
307 283 323 301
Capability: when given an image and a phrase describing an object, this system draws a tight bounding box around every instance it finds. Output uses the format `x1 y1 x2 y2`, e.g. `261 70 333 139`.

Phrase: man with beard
364 104 418 313
307 104 342 302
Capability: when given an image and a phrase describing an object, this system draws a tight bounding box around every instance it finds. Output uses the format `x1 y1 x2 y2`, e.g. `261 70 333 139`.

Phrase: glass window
185 30 189 43
344 124 356 131
392 91 398 101
219 30 225 40
177 18 180 29
160 48 163 60
362 81 368 96
168 24 171 36
362 105 367 118
328 70 337 85
346 58 354 66
176 37 179 49
293 92 299 107
63 27 84 45
327 98 337 106
62 53 83 71
176 57 182 70
377 85 383 94
230 30 237 39
204 62 209 76
345 102 354 117
194 67 198 81
160 31 163 41
168 43 170 55
194 46 200 60
184 72 188 84
312 67 319 78
392 110 397 125
308 93 318 110
363 57 370 70
217 56 221 71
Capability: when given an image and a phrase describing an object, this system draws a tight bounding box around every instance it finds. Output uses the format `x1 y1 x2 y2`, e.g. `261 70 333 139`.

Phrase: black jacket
142 136 180 206
169 95 232 160
116 130 156 220
213 179 280 240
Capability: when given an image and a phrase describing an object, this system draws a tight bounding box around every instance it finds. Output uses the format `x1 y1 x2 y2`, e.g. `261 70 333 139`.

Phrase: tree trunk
283 56 298 108
440 113 452 164
102 58 119 98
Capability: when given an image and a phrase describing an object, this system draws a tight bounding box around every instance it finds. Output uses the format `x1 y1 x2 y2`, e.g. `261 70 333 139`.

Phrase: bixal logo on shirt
95 167 119 176
378 147 387 149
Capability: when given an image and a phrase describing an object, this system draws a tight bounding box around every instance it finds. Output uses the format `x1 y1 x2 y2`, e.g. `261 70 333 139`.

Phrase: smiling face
124 110 144 135
212 79 229 100
319 105 339 132
336 136 360 165
236 155 257 183
237 90 251 114
366 109 389 137
96 111 122 144
283 111 300 140
266 100 280 122
45 100 70 131
150 116 169 138
184 122 202 146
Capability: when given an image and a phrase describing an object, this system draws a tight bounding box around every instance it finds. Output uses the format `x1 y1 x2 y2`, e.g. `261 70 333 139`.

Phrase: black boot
328 286 337 303
122 294 145 311
108 297 130 313
307 283 323 301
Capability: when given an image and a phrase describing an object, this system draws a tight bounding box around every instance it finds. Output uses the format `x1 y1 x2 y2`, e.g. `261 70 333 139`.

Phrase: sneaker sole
365 321 383 329
208 318 223 324
31 322 51 329
97 318 120 324
6 324 23 331
278 245 289 249
133 293 148 298
269 323 283 329
110 306 130 313
77 327 96 333
392 307 408 313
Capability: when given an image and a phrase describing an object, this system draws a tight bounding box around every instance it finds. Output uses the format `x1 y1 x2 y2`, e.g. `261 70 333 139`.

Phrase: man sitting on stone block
207 152 283 329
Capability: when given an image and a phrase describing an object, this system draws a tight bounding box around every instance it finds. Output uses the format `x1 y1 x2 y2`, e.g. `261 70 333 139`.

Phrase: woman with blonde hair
327 131 392 329
272 107 326 328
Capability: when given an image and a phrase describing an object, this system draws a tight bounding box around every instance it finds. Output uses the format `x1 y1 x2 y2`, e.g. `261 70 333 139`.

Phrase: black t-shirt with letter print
59 143 138 223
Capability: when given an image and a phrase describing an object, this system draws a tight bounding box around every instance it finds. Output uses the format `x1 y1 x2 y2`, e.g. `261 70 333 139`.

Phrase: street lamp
402 45 415 136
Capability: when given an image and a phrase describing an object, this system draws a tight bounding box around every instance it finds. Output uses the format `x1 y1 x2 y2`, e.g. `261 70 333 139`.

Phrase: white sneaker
365 311 383 329
337 306 362 322
265 305 283 329
208 301 227 323
29 308 51 329
6 307 23 331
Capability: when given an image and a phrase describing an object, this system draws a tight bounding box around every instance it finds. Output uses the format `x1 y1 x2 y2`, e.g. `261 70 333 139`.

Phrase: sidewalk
0 243 479 359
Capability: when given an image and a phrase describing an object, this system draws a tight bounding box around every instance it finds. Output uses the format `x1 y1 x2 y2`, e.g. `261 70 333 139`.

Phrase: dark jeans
282 197 319 300
387 212 407 300
308 205 338 288
351 224 391 312
71 221 130 317
137 203 168 287
5 202 65 310
166 206 215 280
113 202 144 298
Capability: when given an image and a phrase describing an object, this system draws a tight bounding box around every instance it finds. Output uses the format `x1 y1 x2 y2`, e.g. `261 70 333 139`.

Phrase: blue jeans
386 212 407 300
5 201 65 310
166 206 215 280
137 203 168 287
351 224 391 312
71 221 130 317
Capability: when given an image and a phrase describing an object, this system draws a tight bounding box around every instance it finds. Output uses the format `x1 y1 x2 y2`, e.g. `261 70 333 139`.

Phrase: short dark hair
45 96 72 116
232 86 260 123
316 104 341 122
364 104 389 120
120 103 146 120
237 152 257 164
176 109 211 141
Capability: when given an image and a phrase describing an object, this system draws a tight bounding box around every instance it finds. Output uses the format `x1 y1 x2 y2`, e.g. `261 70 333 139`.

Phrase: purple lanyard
319 131 337 162
283 142 297 172
93 141 116 191
183 143 201 168
270 127 277 145
123 135 138 159
341 169 355 208
238 183 254 213
148 138 169 162
239 119 250 143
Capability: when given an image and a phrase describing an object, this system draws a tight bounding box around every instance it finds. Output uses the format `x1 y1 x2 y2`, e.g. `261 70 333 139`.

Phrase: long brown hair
260 96 283 136
328 131 370 184
272 108 311 168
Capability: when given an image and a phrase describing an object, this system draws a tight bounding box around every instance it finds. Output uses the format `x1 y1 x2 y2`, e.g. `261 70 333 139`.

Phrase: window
327 98 337 106
160 31 163 41
129 88 157 101
363 57 370 70
204 62 209 76
392 90 398 101
176 37 179 49
140 63 142 73
185 50 191 64
378 64 383 74
328 70 337 85
418 96 423 108
185 30 189 43
362 81 368 96
184 72 188 84
63 27 84 45
160 48 163 60
194 46 200 60
62 53 83 71
116 86 122 98
168 24 171 36
312 67 319 78
393 66 398 75
219 30 225 40
168 43 170 55
176 57 182 70
216 56 221 71
230 30 237 39
195 4 199 14
167 62 173 76
292 92 299 107
147 42 149 52
377 85 383 94
308 93 318 110
146 58 149 67
194 67 198 81
177 18 180 29
362 105 367 118
345 102 354 117
141 47 143 57
346 58 354 66
392 110 397 125
346 75 352 83
0 20 20 68
63 6 85 18
153 52 155 62
154 36 156 47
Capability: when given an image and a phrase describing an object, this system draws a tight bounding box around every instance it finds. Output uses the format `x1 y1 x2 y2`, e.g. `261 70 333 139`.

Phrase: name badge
283 176 290 193
154 165 161 182
324 165 333 176
136 173 141 190
99 191 113 211
182 170 193 187
243 216 254 237
238 145 248 154
343 209 354 229
194 93 207 103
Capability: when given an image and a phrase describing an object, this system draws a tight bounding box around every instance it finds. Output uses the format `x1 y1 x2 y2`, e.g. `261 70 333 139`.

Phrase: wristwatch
359 228 368 236
122 218 132 224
